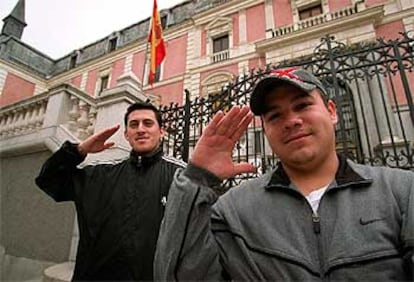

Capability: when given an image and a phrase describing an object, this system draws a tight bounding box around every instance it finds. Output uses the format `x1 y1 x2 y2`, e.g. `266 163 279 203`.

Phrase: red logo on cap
269 67 302 82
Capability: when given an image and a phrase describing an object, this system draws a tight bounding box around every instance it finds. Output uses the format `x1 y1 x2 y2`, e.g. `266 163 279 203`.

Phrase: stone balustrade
270 4 360 38
212 49 230 63
65 94 97 141
0 85 97 142
0 95 48 138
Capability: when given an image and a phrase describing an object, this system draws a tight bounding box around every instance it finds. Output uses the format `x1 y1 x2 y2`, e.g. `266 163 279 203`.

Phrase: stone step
43 262 74 282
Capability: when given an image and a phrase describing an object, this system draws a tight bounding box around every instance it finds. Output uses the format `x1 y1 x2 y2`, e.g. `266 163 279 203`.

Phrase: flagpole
141 38 150 92
142 0 166 91
141 0 154 93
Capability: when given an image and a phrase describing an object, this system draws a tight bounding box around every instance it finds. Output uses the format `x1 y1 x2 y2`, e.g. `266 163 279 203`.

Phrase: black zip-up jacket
35 141 185 281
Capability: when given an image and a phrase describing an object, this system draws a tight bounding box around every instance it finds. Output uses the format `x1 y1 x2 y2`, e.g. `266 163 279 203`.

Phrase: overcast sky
0 0 185 59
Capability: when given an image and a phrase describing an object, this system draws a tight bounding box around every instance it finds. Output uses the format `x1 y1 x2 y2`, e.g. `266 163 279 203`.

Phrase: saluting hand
77 125 120 156
190 105 256 180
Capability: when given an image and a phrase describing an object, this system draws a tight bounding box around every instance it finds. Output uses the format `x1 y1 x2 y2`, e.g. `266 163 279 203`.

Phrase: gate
161 33 414 187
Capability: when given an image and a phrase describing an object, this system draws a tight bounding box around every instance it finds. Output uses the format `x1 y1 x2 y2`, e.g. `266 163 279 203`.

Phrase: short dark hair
124 102 162 127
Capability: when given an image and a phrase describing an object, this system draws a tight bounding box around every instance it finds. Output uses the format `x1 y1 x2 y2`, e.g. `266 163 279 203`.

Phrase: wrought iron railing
161 33 414 190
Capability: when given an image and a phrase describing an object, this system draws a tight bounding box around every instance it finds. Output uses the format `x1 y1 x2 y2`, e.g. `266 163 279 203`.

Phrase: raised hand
77 125 120 156
190 105 256 180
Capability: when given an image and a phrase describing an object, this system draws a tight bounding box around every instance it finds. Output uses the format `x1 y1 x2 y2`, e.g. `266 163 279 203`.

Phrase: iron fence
161 33 414 188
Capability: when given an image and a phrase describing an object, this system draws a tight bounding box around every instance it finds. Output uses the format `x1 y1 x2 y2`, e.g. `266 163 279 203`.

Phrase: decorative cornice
143 74 185 91
378 6 414 26
189 52 261 74
193 0 263 26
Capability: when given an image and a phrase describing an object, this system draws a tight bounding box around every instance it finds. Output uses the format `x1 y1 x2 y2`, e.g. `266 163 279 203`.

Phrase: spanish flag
148 0 166 86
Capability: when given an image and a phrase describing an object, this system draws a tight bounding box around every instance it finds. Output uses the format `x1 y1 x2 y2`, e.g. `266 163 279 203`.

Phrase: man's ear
124 128 129 140
327 100 338 125
160 127 166 139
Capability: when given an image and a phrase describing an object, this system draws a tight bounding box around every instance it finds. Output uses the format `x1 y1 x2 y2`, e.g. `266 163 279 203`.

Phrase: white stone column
239 9 247 44
238 60 249 75
80 72 88 91
124 54 134 74
0 68 7 95
264 0 274 38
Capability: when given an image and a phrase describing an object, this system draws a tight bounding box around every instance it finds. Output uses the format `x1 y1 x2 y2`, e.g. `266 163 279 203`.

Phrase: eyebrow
291 92 312 102
128 118 154 124
265 92 312 112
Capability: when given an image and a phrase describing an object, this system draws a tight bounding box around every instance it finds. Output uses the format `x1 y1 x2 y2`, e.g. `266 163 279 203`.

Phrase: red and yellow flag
148 0 166 86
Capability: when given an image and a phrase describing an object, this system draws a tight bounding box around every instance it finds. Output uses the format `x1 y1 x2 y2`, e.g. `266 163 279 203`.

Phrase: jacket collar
129 145 163 168
265 154 372 190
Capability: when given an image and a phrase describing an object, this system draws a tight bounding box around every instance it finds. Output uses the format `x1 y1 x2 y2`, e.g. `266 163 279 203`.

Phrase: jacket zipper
312 211 325 280
312 213 321 234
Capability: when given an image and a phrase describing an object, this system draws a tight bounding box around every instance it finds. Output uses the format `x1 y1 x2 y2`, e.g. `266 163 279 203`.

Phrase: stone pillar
42 89 72 128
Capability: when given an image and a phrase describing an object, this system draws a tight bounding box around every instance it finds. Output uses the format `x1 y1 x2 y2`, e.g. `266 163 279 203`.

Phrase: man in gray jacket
155 68 414 281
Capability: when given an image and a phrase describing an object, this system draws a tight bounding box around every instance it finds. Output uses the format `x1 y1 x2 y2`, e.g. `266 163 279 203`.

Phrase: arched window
201 72 234 112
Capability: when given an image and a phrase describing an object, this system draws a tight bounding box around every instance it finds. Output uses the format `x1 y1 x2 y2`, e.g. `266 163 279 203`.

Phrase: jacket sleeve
154 163 227 281
35 141 86 202
400 170 414 277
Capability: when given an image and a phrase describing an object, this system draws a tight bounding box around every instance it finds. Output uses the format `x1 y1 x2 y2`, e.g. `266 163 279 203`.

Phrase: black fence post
182 89 191 163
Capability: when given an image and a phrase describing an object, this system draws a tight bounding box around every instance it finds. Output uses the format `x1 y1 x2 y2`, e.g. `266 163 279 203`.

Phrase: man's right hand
77 125 120 156
190 105 256 180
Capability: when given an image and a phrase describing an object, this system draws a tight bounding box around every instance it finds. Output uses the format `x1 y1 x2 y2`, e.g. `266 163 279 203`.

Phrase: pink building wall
70 75 82 88
0 73 35 107
132 51 146 83
246 4 266 42
376 20 404 41
249 57 266 71
146 80 184 105
110 58 126 88
272 0 293 27
328 0 352 12
163 34 188 79
85 69 98 96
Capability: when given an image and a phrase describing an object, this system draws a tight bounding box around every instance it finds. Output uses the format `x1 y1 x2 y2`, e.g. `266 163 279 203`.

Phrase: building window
154 66 161 83
201 72 233 111
161 15 168 29
108 37 117 52
213 35 229 53
212 35 229 63
205 17 233 64
299 4 322 20
99 75 109 94
69 54 77 69
209 91 231 113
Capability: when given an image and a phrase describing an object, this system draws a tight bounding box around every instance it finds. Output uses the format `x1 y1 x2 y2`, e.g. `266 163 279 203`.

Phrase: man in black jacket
36 102 185 281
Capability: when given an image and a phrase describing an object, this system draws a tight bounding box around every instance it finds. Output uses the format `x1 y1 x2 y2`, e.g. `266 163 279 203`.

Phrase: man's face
124 109 165 154
262 84 338 169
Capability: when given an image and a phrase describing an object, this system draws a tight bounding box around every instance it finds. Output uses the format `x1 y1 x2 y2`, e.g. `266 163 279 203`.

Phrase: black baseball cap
250 67 329 115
